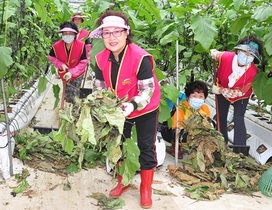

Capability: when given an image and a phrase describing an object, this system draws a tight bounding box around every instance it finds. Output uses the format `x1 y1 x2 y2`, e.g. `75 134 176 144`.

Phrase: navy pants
123 110 158 170
217 94 249 145
65 76 83 104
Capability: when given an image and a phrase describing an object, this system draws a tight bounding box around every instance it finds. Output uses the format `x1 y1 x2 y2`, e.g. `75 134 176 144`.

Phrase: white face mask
237 51 254 66
189 98 204 110
62 35 75 44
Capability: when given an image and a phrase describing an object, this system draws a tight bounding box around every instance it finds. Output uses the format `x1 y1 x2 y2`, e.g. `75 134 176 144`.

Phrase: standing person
211 35 263 148
71 12 92 61
48 21 88 105
89 10 160 209
171 81 210 159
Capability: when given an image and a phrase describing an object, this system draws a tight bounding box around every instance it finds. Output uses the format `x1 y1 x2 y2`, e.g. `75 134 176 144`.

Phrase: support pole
0 78 13 176
175 40 179 166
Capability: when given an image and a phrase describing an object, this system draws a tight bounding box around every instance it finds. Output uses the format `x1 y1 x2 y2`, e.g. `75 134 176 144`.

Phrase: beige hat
90 16 130 38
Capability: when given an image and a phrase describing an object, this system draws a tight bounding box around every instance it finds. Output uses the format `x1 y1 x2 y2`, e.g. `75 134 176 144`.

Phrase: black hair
96 10 133 44
59 21 79 33
184 80 208 99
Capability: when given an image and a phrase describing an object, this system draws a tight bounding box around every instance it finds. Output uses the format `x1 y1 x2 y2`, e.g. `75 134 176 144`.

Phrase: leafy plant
168 113 270 200
54 89 140 184
1 0 272 115
0 0 72 103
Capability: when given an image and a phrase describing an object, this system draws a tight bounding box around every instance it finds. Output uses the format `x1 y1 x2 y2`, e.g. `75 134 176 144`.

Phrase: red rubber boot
109 174 130 198
140 169 154 209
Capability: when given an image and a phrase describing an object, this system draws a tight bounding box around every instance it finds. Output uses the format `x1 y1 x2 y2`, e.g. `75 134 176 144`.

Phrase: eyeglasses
101 30 125 39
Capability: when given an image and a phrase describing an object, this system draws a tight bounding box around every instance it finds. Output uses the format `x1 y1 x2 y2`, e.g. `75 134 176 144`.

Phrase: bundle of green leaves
54 89 140 185
169 113 270 200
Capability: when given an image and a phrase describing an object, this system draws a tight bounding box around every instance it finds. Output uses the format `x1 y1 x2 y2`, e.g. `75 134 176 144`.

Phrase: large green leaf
127 10 148 29
190 14 217 50
262 81 272 105
160 31 179 46
90 39 105 67
137 0 162 22
252 3 272 22
252 72 267 101
230 14 251 35
233 0 244 11
0 47 13 79
153 22 175 40
33 0 48 23
159 101 171 123
120 138 140 186
263 30 272 56
38 76 48 95
53 84 60 109
161 84 180 104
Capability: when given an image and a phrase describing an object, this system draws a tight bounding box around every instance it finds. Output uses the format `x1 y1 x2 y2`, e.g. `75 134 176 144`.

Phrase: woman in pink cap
48 21 88 105
71 12 91 61
211 35 264 154
90 10 160 209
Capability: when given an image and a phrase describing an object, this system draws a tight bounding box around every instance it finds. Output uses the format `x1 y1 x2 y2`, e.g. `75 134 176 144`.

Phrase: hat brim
89 17 130 38
58 27 78 34
71 15 84 22
234 44 260 63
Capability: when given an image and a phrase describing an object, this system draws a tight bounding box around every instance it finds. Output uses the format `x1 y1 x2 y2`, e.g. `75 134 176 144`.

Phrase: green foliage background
1 0 272 118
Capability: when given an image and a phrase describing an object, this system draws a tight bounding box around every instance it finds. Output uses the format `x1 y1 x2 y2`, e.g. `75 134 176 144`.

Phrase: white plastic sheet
0 134 15 180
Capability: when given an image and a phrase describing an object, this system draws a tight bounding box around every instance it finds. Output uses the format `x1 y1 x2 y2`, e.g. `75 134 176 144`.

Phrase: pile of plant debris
14 89 140 185
168 113 271 200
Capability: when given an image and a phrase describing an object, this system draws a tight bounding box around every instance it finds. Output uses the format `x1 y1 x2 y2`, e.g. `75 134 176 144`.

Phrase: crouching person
171 81 210 158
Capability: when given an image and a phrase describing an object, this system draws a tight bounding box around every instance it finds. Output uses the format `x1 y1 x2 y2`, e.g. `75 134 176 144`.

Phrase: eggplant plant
1 0 272 120
0 0 72 103
82 0 272 122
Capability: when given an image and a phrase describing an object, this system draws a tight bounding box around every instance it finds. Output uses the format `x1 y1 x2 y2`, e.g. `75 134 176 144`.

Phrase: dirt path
1 76 272 210
1 155 272 210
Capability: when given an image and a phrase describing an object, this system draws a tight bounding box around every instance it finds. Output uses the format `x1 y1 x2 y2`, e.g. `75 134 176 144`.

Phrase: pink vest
218 52 257 102
77 29 89 41
53 39 85 80
96 43 160 118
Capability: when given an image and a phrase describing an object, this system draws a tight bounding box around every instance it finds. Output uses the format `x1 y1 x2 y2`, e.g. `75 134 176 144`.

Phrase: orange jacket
171 101 210 129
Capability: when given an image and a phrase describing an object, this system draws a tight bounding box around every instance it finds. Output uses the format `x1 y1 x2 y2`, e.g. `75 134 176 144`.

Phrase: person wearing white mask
210 35 263 149
171 81 210 159
48 21 88 104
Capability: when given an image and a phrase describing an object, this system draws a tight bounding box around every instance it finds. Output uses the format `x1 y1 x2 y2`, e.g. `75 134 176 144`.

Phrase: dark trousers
123 110 158 170
65 76 83 104
217 94 249 145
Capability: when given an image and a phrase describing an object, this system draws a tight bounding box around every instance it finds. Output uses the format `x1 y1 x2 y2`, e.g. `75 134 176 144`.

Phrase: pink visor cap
58 27 78 34
71 14 85 22
89 16 130 38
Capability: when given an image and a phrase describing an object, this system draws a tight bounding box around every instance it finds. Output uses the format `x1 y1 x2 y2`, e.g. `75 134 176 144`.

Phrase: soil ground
1 76 272 210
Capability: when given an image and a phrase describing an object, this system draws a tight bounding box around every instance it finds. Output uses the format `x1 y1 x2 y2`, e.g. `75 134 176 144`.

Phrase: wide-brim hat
90 16 130 38
71 14 85 22
58 27 78 34
234 42 260 63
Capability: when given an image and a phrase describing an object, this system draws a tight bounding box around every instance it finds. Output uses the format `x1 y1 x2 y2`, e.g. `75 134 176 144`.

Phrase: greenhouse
1 0 272 209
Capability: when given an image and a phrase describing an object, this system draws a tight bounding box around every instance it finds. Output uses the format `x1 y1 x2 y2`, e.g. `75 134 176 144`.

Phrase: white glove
212 85 221 94
121 102 134 117
210 49 219 59
63 72 72 81
61 64 68 71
